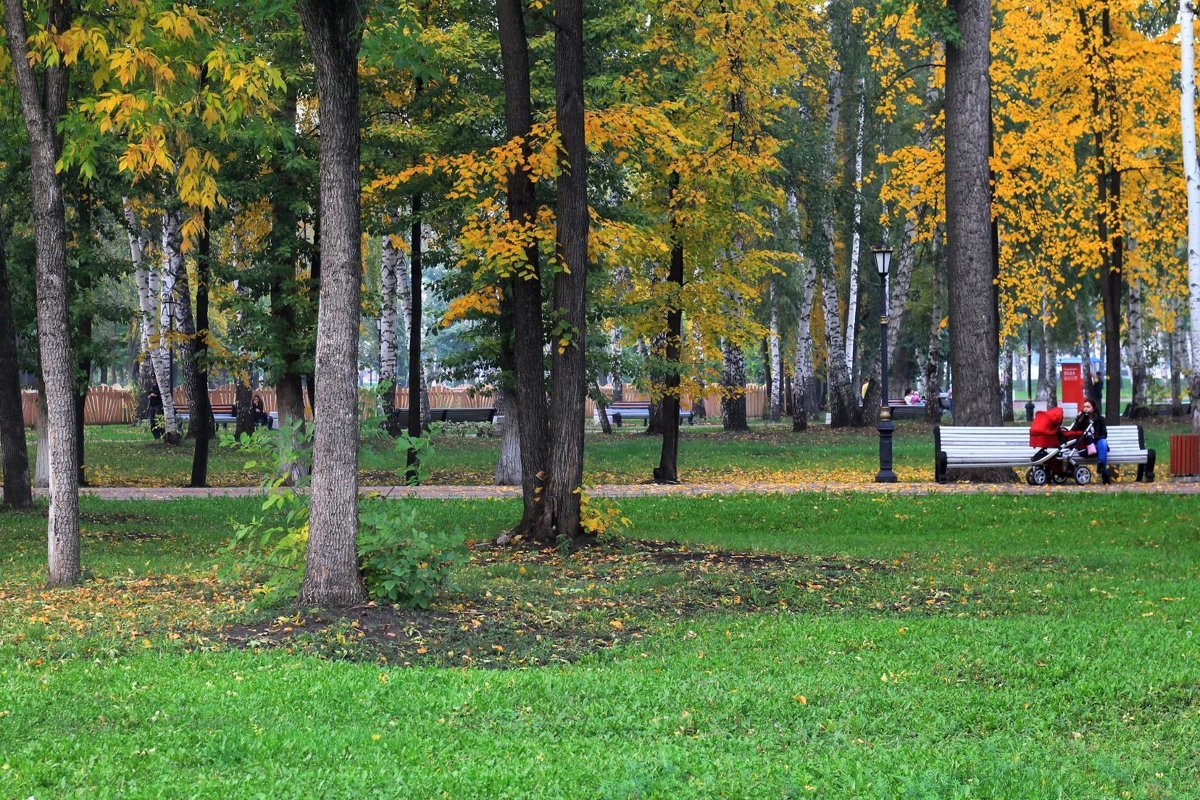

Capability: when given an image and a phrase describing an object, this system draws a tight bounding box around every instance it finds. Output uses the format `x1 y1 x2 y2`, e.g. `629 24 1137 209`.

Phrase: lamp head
872 243 892 277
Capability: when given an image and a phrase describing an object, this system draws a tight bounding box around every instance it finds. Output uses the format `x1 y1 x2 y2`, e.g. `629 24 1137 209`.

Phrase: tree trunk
379 233 399 423
721 337 749 431
496 0 551 540
74 315 90 486
819 65 855 429
0 212 32 509
594 385 613 434
494 387 522 485
792 249 819 432
768 299 781 422
35 380 49 488
269 75 310 480
190 210 215 486
154 228 182 442
5 0 80 585
945 0 1002 429
1001 341 1014 422
297 0 368 608
1076 303 1094 392
1127 276 1149 418
845 78 866 385
923 225 945 424
163 210 203 443
1183 0 1200 434
547 0 589 541
405 192 424 477
655 176 684 484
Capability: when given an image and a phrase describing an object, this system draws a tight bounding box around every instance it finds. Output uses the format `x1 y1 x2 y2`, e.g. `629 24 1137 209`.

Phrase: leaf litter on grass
214 539 993 669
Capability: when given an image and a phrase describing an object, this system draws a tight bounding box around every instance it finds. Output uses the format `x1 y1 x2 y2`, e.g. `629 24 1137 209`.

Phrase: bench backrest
609 401 649 410
211 404 236 415
937 425 1144 453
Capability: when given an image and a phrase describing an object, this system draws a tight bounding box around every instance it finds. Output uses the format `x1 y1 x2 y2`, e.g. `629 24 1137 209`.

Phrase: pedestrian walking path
49 479 1200 502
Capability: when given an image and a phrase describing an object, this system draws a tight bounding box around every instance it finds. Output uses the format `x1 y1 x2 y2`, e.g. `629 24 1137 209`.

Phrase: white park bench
934 425 1156 483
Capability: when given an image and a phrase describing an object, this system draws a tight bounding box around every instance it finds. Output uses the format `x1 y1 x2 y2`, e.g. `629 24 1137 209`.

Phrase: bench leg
1144 450 1156 483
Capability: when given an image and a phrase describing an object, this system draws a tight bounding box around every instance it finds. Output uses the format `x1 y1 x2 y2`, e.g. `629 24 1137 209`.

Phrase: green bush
358 501 467 608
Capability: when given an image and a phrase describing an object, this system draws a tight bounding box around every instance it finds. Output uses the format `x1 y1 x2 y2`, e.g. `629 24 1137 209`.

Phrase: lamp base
875 418 897 483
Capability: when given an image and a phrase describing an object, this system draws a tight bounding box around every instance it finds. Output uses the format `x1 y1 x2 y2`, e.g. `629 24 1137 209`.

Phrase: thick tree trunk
276 373 308 482
35 381 49 488
496 0 551 539
1183 0 1200 434
655 179 684 484
5 0 80 585
945 0 1002 429
547 0 589 541
721 337 749 431
298 0 368 608
494 387 522 485
0 213 32 509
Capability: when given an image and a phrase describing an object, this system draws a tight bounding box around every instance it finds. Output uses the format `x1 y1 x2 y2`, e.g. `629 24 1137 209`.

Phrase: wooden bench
934 424 1156 483
386 407 496 428
608 401 694 427
178 403 238 429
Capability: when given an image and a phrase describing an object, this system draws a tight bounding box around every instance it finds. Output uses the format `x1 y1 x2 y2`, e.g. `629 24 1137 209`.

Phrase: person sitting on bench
251 394 273 430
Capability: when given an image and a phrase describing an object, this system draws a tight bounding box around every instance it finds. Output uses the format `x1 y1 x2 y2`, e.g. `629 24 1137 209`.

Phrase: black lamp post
1024 319 1035 422
872 243 896 483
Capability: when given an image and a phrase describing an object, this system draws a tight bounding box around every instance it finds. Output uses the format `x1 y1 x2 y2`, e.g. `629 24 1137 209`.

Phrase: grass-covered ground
1 491 1198 798
21 416 1194 487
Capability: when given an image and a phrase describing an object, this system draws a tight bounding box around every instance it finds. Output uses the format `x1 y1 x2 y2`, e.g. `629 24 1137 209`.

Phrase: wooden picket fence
20 382 773 426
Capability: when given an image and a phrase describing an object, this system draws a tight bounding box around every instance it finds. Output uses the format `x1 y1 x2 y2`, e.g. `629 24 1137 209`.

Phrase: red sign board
1061 363 1083 405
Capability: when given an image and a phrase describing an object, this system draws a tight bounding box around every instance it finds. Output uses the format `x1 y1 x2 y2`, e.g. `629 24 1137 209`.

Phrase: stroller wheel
1028 465 1049 486
1074 465 1092 486
1051 472 1069 484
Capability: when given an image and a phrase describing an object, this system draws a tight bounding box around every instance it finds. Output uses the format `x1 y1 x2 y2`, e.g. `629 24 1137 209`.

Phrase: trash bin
1170 434 1200 477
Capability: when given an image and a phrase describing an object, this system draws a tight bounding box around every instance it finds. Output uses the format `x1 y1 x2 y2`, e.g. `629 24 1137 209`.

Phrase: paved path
43 479 1200 502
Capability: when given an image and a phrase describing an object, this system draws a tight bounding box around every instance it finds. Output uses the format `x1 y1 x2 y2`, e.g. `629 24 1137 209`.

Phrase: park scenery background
3 0 1200 797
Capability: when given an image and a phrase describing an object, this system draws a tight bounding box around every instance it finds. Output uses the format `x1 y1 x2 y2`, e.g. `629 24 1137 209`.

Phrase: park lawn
17 416 1193 488
1 492 1198 798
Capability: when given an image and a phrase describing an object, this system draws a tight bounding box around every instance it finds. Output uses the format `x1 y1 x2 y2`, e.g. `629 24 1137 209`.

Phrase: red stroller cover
1029 407 1064 448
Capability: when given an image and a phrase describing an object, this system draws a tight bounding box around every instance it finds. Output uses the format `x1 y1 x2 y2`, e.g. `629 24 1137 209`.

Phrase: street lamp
872 243 896 483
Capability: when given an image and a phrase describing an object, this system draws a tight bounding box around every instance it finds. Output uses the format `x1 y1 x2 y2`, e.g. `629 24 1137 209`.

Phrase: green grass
18 415 1194 487
2 492 1199 797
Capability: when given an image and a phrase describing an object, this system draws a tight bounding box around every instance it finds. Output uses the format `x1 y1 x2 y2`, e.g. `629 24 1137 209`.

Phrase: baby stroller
1027 407 1092 486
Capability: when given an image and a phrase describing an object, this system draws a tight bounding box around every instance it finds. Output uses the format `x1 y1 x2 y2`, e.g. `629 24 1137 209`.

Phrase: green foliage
219 423 312 603
393 425 439 486
357 501 467 608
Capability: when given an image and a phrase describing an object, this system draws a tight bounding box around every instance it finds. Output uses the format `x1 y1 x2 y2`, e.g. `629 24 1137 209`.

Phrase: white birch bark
792 254 820 426
379 234 400 412
820 64 854 425
1182 0 1200 432
845 77 865 379
124 202 157 390
768 291 781 421
146 215 179 437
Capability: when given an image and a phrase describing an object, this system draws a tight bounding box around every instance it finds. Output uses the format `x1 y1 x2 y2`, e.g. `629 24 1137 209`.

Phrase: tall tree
495 0 551 537
4 0 81 584
547 0 588 540
297 0 369 607
944 0 1001 427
